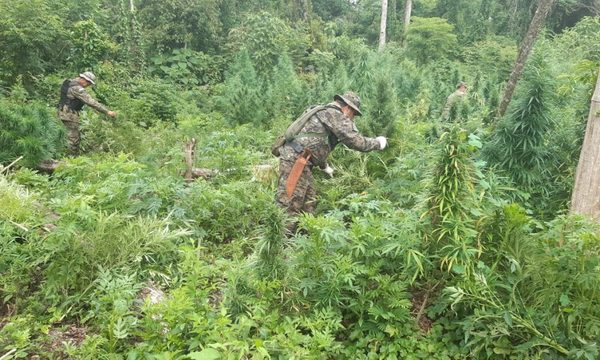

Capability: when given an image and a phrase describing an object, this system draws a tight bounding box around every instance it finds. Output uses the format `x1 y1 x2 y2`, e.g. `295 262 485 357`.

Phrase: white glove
375 136 387 150
323 164 334 178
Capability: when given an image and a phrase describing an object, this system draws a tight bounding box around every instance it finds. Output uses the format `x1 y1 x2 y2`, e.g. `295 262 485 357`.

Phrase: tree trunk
129 0 134 12
182 138 219 182
302 0 312 21
497 0 556 118
379 0 388 52
570 69 600 221
402 0 412 46
183 138 197 182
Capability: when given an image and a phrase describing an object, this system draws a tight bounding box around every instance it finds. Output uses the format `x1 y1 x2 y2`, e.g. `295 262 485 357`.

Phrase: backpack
270 105 330 157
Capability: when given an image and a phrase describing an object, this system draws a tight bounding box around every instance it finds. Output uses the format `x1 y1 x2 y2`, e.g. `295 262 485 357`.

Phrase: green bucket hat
334 91 363 116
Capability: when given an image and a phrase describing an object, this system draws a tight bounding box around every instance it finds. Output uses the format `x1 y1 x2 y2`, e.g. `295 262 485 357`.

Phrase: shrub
406 17 458 64
0 98 64 167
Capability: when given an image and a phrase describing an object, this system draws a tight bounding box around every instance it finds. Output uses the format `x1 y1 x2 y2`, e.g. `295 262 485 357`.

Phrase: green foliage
364 71 398 138
39 212 184 306
264 54 306 120
483 54 554 208
550 16 600 63
252 204 286 280
439 211 600 359
150 49 224 87
84 269 143 351
0 0 67 86
0 175 46 313
353 52 399 139
0 315 39 358
0 97 64 167
124 78 180 126
69 20 117 71
463 36 517 79
217 50 267 126
406 17 458 64
227 11 309 73
424 127 481 276
176 181 276 244
137 0 226 53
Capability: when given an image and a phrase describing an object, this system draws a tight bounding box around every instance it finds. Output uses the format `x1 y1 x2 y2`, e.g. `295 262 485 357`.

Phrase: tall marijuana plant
253 204 287 280
218 50 267 126
265 54 305 120
425 127 481 276
364 71 397 138
484 54 554 202
0 98 64 167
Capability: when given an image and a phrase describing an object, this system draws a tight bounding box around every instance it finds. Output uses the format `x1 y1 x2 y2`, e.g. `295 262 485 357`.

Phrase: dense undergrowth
1 1 600 359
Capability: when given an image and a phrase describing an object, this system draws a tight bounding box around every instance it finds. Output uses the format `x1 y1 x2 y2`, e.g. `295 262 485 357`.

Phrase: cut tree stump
183 138 218 182
37 159 64 174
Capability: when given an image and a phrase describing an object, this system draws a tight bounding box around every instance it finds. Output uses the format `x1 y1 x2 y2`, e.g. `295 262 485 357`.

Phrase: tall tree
498 0 556 117
379 0 388 52
570 69 600 221
402 0 412 46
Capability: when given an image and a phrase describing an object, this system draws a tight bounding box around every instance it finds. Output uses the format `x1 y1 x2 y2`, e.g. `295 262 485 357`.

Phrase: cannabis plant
0 98 64 167
483 54 554 205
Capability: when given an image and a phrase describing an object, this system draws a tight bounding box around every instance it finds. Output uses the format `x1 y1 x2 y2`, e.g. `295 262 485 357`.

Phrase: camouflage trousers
276 158 316 217
58 109 80 156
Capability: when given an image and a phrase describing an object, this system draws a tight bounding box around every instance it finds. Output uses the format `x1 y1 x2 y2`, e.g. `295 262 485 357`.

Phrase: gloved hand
375 136 387 150
322 164 334 178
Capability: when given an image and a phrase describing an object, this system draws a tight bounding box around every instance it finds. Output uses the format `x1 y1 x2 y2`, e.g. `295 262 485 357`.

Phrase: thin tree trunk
498 0 555 117
570 69 600 221
183 138 197 182
379 0 388 52
402 0 412 46
302 0 312 21
129 0 134 12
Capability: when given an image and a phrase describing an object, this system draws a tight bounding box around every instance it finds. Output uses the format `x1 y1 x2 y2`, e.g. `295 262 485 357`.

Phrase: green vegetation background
1 0 600 358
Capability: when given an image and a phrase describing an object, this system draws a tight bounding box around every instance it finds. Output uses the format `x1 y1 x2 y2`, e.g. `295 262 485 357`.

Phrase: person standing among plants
441 81 468 121
57 71 117 155
274 91 387 231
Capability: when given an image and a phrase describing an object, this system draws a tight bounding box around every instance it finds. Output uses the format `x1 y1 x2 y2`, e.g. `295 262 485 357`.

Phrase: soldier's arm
71 86 110 115
319 110 380 152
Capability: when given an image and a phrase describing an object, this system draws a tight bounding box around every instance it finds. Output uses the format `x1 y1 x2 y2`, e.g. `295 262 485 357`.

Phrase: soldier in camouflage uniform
441 81 468 121
57 72 117 155
275 92 387 227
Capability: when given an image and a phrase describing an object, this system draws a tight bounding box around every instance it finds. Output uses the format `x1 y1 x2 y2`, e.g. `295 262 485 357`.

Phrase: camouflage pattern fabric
276 158 316 216
65 81 110 115
441 90 466 121
276 102 380 217
58 109 81 155
57 80 110 155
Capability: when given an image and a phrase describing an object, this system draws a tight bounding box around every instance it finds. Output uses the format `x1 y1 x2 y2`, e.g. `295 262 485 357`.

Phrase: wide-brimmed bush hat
79 71 96 85
334 91 363 116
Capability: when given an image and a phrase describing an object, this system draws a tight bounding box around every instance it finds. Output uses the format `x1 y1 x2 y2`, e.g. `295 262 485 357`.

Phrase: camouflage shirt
279 102 380 168
62 80 109 115
441 90 466 121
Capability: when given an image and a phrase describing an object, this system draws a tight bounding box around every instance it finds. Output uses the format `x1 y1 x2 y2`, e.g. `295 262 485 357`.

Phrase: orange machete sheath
286 152 311 198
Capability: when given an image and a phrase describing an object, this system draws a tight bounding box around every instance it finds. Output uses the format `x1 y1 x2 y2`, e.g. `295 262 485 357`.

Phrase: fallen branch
9 220 29 232
415 282 439 328
1 156 23 174
0 349 17 360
